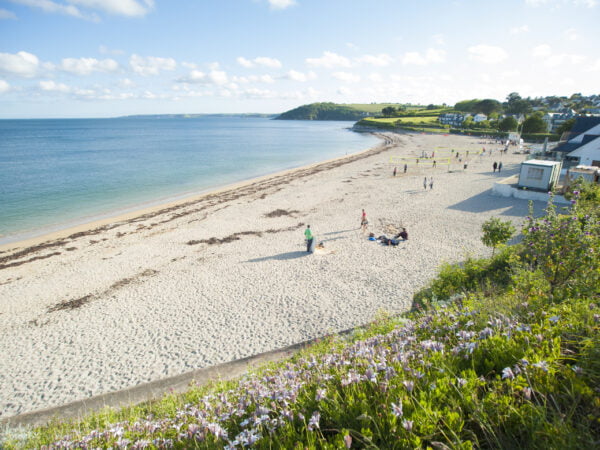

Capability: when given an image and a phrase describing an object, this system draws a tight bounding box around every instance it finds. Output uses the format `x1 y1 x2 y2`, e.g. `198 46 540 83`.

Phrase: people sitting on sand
395 228 408 240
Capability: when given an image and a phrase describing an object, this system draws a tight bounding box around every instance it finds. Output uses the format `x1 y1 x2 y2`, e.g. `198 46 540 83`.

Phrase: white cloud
119 78 135 87
0 8 17 19
237 56 282 68
509 25 529 35
0 80 10 93
532 44 552 57
285 69 316 82
401 48 446 65
178 69 229 85
59 57 119 75
467 44 508 64
563 28 580 40
9 0 154 18
331 71 361 83
39 80 71 92
356 53 393 67
254 57 282 68
306 51 351 68
0 51 40 77
130 54 176 76
337 86 352 96
9 0 95 20
368 73 383 82
68 0 154 17
267 0 296 9
237 57 253 68
544 53 586 67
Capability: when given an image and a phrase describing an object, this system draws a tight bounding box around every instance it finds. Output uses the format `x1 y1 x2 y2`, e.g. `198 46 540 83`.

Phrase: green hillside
275 102 370 120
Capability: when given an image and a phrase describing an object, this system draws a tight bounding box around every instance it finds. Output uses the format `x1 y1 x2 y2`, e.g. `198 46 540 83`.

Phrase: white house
472 113 488 123
518 160 562 191
566 136 600 167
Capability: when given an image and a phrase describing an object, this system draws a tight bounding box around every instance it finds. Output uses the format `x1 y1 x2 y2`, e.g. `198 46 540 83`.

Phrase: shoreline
0 132 534 418
0 132 391 255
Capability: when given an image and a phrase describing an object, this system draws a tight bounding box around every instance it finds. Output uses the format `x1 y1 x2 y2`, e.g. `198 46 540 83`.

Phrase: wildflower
344 434 353 448
572 365 584 375
402 419 414 432
391 402 403 417
308 411 320 431
403 380 414 393
549 315 560 323
456 377 467 387
502 367 515 380
523 387 532 400
533 360 549 372
365 368 377 383
479 327 493 339
315 388 327 401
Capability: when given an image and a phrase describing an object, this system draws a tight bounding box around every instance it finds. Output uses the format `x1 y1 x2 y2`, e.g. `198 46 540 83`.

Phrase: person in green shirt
304 225 313 253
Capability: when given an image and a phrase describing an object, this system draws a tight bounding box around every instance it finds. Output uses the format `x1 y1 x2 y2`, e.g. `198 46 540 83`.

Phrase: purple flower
502 367 515 380
391 402 403 417
308 411 320 431
315 388 327 401
403 380 414 393
402 419 414 432
456 377 467 387
523 387 532 400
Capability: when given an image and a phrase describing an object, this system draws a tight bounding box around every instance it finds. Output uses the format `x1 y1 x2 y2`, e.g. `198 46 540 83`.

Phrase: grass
3 188 599 449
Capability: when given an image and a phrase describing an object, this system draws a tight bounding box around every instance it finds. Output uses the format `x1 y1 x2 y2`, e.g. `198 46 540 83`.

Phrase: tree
504 92 532 115
481 218 515 255
474 99 502 116
555 118 576 137
498 116 518 132
454 99 481 113
382 106 397 117
521 112 547 133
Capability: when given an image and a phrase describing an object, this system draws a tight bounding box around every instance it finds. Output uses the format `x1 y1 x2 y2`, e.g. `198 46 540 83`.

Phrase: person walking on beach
403 163 407 173
493 161 498 173
433 160 437 168
304 225 313 253
361 209 368 234
429 176 434 190
393 166 397 177
498 161 503 172
423 176 428 190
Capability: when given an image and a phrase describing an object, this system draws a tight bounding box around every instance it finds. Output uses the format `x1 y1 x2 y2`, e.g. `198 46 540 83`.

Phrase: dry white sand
0 132 533 418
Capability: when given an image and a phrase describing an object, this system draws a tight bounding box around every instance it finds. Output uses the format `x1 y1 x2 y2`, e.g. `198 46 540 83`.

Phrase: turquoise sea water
0 117 378 243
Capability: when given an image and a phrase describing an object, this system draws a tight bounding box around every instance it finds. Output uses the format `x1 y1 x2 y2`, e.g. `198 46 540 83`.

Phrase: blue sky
0 0 598 118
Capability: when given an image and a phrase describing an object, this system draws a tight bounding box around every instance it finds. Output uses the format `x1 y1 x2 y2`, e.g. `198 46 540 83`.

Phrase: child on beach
361 209 368 233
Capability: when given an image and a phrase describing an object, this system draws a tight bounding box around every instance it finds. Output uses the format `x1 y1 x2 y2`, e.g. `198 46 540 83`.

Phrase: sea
0 116 379 244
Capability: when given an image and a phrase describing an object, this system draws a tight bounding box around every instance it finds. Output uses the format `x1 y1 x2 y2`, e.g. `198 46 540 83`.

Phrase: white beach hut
518 159 562 191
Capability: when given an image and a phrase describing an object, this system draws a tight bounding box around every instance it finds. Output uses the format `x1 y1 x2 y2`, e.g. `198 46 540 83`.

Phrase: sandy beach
0 132 533 418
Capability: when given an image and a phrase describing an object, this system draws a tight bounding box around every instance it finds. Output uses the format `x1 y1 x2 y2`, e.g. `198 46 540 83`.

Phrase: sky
0 0 598 118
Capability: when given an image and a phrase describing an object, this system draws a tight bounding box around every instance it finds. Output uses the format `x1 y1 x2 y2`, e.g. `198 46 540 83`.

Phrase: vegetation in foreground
3 182 599 449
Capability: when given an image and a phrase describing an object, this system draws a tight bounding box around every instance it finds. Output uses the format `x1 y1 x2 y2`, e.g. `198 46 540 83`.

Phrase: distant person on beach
404 164 407 173
304 225 313 253
429 177 434 189
396 228 408 240
393 166 397 177
361 209 368 233
423 177 427 190
493 161 498 172
498 161 503 172
433 160 437 168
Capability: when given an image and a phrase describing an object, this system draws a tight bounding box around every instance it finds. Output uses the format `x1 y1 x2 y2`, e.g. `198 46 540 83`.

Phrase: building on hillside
518 160 562 191
472 113 488 123
438 113 465 127
543 109 577 133
552 116 600 167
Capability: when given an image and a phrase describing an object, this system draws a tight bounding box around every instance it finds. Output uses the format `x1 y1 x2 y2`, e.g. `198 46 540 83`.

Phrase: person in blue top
304 225 313 253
